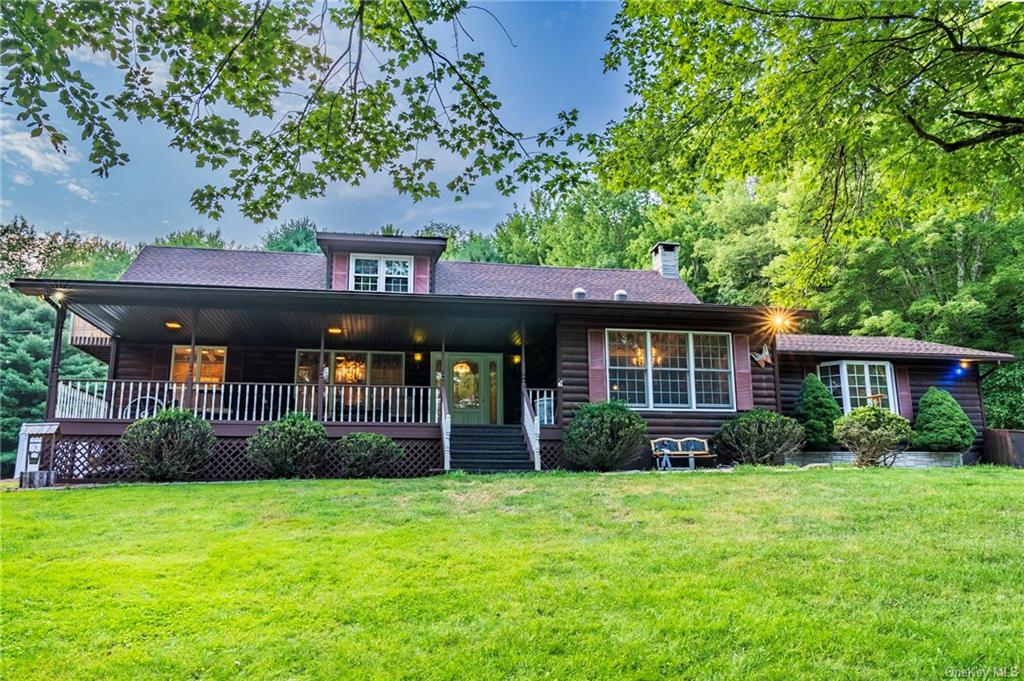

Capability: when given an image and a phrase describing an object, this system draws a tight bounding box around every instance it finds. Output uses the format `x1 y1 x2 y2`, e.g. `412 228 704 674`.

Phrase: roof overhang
315 232 448 260
10 278 816 347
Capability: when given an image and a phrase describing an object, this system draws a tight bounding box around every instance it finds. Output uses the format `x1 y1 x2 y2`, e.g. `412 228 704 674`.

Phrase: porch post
316 325 326 421
106 337 119 381
184 308 197 409
519 320 527 387
44 302 67 419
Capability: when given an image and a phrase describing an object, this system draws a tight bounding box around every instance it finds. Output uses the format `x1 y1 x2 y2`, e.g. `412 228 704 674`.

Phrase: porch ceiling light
164 321 183 330
327 326 343 335
50 290 66 302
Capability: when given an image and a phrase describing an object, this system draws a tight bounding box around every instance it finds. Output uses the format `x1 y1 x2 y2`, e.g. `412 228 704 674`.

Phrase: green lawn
3 468 1023 680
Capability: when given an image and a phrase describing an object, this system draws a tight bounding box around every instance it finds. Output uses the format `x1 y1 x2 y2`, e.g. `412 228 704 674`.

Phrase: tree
153 228 231 250
598 2 1024 245
261 217 319 253
793 374 843 451
415 222 500 262
1 0 578 222
912 387 977 452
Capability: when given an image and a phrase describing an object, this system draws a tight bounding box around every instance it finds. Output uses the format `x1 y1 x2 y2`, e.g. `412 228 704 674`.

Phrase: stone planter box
785 451 962 468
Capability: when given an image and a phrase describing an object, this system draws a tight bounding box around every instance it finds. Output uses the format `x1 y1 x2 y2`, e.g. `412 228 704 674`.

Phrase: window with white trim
350 254 413 293
606 330 734 410
817 360 898 414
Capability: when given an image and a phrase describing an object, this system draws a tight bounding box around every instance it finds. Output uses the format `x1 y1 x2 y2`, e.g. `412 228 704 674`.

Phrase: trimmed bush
713 409 804 465
563 400 647 471
912 387 976 452
246 412 328 478
793 373 843 450
121 408 214 481
834 405 913 467
336 433 404 478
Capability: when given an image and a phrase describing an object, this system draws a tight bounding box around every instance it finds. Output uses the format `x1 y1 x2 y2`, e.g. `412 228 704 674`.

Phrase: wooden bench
650 437 716 470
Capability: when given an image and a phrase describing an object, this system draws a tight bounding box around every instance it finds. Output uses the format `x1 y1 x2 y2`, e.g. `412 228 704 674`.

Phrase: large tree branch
902 108 1024 152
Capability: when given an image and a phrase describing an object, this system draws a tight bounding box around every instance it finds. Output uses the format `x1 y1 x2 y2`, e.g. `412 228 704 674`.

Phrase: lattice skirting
540 440 565 471
51 435 443 484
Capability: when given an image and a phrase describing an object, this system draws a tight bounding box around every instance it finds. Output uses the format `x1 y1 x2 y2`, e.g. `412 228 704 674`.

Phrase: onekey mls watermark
945 667 1020 679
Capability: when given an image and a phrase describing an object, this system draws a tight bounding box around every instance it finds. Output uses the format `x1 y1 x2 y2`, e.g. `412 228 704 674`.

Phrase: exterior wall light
512 355 522 365
413 352 424 363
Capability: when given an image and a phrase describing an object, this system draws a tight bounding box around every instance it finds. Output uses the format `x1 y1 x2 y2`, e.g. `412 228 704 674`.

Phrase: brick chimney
650 242 680 279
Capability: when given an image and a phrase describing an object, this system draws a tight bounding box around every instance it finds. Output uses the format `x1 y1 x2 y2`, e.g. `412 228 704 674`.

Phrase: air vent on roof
572 287 587 300
613 289 628 302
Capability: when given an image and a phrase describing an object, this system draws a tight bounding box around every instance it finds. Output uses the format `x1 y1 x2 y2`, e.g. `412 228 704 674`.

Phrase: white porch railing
322 384 437 424
440 382 452 470
55 379 438 424
528 388 557 426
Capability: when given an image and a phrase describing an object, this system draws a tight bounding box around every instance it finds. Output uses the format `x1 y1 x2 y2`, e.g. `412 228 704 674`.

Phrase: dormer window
350 254 413 293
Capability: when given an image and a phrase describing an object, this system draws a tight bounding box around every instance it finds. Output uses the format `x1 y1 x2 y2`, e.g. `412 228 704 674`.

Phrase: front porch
29 283 566 482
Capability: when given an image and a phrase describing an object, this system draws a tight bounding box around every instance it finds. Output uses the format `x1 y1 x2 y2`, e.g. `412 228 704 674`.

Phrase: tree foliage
260 217 320 253
598 1 1024 240
1 0 578 222
154 228 233 250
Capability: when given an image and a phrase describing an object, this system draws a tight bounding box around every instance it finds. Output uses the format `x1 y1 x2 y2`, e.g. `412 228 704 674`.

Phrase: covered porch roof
11 278 814 349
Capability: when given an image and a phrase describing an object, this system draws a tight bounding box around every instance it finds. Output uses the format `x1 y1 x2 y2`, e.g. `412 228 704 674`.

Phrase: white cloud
69 46 114 67
9 170 33 186
1 119 79 174
58 179 97 203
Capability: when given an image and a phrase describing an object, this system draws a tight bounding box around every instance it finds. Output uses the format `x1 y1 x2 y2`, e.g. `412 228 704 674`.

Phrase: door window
451 360 481 409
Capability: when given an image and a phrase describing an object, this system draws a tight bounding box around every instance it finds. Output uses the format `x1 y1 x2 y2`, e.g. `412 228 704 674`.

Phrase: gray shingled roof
776 334 1015 361
434 261 700 304
119 246 702 304
121 246 327 290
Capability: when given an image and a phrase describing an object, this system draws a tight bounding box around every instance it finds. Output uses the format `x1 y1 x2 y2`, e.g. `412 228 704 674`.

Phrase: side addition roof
776 333 1015 362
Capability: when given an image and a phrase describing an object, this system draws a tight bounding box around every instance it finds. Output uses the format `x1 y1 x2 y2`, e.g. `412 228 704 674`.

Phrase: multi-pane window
817 361 897 414
294 350 404 385
350 255 413 293
651 332 689 408
171 346 227 383
607 331 648 407
693 334 732 408
607 330 734 410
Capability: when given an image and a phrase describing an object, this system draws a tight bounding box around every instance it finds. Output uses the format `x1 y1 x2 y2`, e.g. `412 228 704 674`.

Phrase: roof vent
572 287 587 300
613 289 628 302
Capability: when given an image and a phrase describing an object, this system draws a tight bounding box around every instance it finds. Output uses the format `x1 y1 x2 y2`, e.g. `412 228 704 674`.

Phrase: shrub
121 408 214 481
336 433 404 478
981 362 1024 430
793 373 843 449
912 387 976 452
246 412 329 478
834 405 913 467
563 400 647 471
713 409 804 465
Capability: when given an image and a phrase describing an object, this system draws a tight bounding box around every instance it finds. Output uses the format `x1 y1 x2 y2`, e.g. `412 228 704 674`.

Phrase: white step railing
521 384 542 471
528 388 557 426
55 380 438 424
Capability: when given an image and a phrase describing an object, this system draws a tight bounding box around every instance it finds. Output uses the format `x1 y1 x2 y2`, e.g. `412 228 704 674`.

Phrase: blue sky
0 1 629 246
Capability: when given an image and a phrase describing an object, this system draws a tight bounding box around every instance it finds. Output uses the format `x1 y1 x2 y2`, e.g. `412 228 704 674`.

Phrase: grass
2 467 1023 680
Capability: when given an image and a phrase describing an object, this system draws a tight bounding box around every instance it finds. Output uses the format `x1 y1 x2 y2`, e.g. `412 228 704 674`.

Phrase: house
9 233 1015 482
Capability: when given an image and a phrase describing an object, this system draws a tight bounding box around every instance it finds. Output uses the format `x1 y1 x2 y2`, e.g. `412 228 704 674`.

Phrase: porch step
449 424 533 474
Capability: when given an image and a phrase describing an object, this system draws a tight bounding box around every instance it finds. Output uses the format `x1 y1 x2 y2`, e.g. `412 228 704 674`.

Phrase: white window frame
294 349 406 385
817 360 899 415
605 329 736 412
348 253 414 293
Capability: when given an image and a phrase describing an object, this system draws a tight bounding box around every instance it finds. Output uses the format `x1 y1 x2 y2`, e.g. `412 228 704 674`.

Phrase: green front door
432 352 503 425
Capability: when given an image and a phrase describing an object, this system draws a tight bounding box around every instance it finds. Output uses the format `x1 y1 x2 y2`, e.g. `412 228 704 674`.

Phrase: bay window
350 254 413 293
817 360 897 414
607 330 734 410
